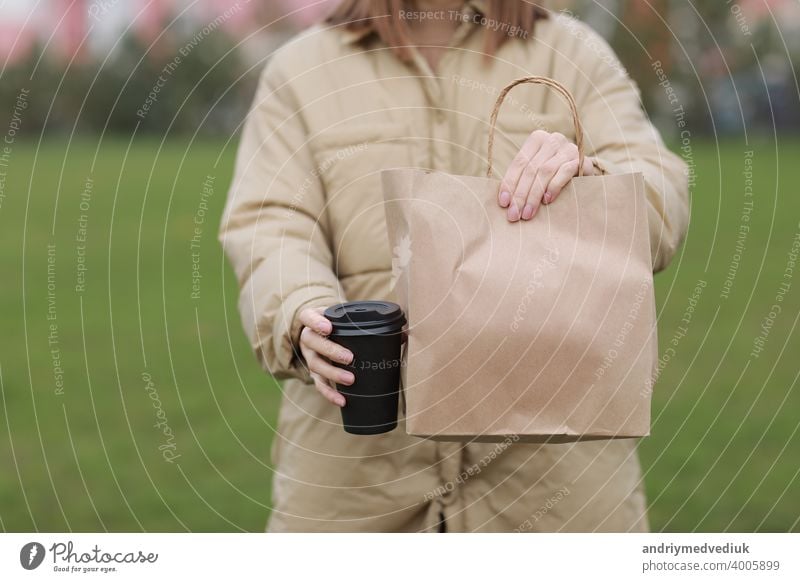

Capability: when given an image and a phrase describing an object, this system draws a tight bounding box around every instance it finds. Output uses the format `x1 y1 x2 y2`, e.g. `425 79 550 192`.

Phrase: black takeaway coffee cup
324 301 406 435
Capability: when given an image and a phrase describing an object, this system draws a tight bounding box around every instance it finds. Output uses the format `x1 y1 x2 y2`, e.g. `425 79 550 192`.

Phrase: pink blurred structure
52 0 90 62
2 0 92 65
275 0 336 28
0 20 37 66
12 0 795 69
0 0 334 65
134 0 174 43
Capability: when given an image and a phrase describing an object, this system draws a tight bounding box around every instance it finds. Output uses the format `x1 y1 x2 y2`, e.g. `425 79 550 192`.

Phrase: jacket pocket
309 122 413 279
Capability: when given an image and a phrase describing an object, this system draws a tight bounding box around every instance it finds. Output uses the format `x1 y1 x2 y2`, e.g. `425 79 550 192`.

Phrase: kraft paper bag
382 77 657 443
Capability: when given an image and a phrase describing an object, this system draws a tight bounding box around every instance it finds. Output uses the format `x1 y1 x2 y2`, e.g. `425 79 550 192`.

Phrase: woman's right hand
298 307 354 407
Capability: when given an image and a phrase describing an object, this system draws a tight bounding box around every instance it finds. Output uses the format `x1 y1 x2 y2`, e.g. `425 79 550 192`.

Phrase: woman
219 0 688 532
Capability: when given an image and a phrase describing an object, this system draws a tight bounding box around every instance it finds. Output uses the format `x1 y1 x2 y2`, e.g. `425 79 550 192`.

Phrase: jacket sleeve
569 24 690 273
219 57 343 382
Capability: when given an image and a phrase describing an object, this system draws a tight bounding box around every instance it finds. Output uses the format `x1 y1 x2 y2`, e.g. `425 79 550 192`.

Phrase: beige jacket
220 4 688 532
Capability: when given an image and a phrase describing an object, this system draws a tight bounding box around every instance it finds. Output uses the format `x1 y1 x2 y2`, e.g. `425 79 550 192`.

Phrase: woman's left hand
498 130 597 222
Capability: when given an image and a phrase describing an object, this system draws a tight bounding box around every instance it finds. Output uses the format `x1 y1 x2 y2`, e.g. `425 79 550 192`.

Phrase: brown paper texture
382 168 656 442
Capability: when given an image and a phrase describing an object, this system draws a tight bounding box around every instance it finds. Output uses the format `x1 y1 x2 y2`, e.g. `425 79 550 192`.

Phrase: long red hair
326 0 547 62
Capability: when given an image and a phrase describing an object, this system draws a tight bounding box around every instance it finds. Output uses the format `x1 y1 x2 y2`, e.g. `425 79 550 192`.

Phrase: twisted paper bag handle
487 76 585 179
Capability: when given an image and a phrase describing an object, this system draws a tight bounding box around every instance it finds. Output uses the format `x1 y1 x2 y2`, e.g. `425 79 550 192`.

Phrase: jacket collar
337 0 489 45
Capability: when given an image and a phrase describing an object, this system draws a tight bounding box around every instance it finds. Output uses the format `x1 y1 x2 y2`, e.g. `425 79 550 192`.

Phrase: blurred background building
0 0 334 64
0 0 798 136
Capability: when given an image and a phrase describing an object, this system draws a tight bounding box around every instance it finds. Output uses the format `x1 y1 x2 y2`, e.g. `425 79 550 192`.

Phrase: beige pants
266 379 649 532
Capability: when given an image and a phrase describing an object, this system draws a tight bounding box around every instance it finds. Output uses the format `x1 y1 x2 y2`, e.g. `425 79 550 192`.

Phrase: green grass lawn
1 135 798 532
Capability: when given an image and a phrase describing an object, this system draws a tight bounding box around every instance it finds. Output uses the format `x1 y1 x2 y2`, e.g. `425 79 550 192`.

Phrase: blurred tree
557 0 798 134
0 21 255 137
0 44 64 135
2 0 795 137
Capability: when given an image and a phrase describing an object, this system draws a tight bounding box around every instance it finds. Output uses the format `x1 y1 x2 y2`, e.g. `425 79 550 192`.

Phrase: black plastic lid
325 301 406 336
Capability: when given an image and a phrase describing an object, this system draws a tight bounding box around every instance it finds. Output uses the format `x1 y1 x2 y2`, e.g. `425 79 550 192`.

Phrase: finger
514 136 566 220
509 134 562 221
523 151 571 218
582 155 597 176
499 130 547 209
311 373 345 407
307 350 355 386
301 327 353 364
524 133 578 210
542 157 580 205
507 162 538 222
298 307 332 335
